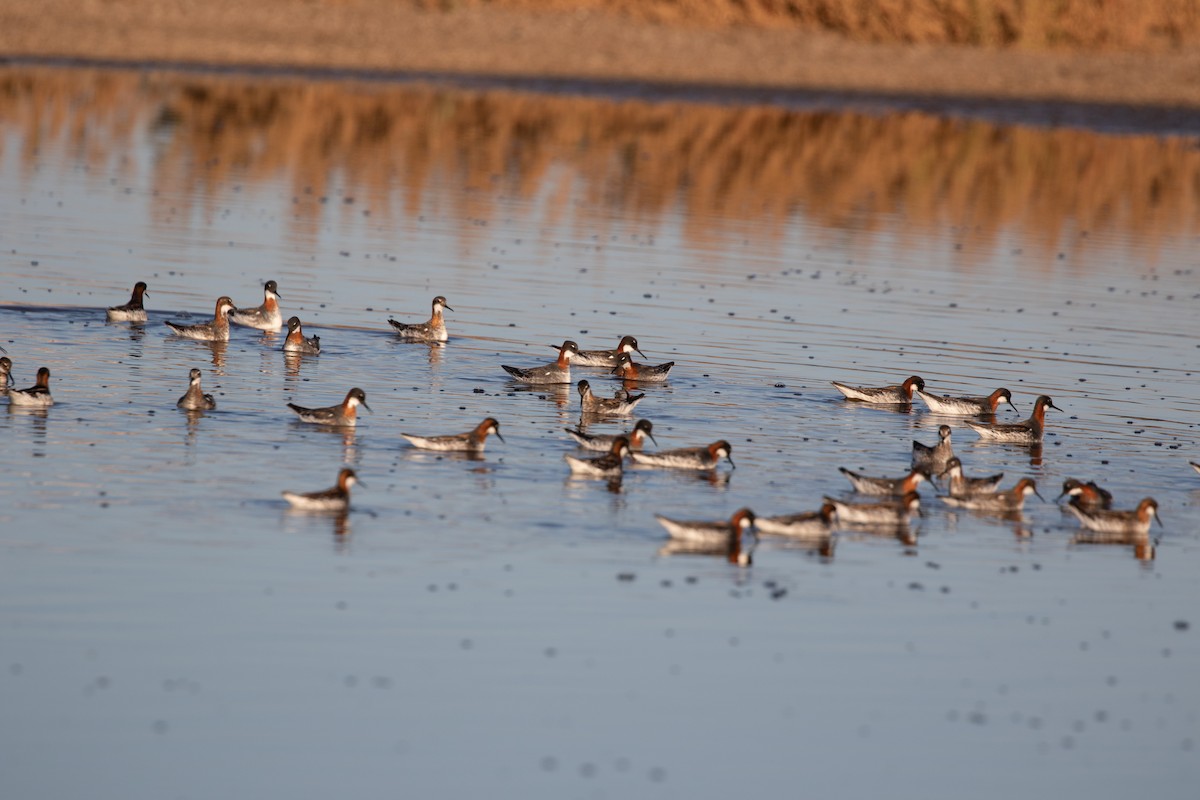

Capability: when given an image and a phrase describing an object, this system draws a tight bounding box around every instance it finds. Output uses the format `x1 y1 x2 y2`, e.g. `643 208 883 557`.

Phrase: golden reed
2 68 1197 257
442 0 1200 51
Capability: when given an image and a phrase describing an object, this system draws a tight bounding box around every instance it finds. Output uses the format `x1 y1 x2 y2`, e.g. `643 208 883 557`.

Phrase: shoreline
3 2 1200 114
7 54 1200 138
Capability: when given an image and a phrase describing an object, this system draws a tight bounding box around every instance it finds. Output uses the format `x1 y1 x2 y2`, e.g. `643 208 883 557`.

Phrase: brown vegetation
4 1 1200 109
3 68 1197 256
452 0 1200 50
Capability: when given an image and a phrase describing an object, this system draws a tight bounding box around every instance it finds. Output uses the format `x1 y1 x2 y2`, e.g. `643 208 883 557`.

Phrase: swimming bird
502 341 579 384
282 316 321 355
965 395 1061 444
612 351 674 383
577 379 645 416
0 356 12 390
565 436 631 478
1067 496 1162 535
824 492 921 525
388 295 452 342
165 296 237 341
176 368 216 411
940 477 1043 512
631 440 734 470
287 387 371 427
560 334 645 368
1056 478 1113 511
938 457 1004 498
282 468 361 512
756 502 837 537
7 366 53 407
228 280 283 331
655 507 756 547
565 419 656 451
401 417 503 452
839 465 931 496
916 387 1018 416
911 425 954 472
832 375 925 404
105 281 148 322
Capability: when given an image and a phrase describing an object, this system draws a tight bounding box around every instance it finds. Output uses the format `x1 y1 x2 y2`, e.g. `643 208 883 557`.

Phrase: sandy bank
3 1 1200 109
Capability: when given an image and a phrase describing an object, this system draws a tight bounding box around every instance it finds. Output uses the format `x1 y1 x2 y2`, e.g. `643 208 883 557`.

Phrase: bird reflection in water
403 448 488 464
320 427 361 465
563 473 624 496
838 522 919 549
1027 443 1044 468
508 382 571 409
657 538 754 567
8 404 50 456
765 535 836 562
180 408 209 450
283 507 353 551
201 340 228 373
1071 531 1157 563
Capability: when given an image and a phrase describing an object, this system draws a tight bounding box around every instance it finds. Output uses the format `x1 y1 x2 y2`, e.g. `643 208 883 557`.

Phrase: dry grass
443 0 1200 50
3 68 1197 258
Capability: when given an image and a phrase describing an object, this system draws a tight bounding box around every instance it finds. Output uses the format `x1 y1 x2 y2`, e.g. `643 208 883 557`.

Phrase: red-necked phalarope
965 395 1061 444
565 435 631 477
388 295 451 342
832 375 925 404
611 351 674 383
165 296 237 341
916 387 1018 416
287 387 371 427
7 366 53 407
401 417 503 452
502 341 579 384
565 418 656 451
0 356 12 391
911 425 954 472
229 280 283 331
577 379 645 416
560 335 645 368
1067 496 1161 535
282 468 361 511
825 492 920 525
282 316 321 355
631 440 734 470
1056 478 1113 511
940 477 1043 512
757 502 837 537
655 507 756 547
839 465 930 496
106 281 148 322
938 457 1004 498
177 368 216 411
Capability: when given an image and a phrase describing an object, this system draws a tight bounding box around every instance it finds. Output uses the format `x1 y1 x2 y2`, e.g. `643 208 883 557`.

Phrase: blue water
1 68 1198 799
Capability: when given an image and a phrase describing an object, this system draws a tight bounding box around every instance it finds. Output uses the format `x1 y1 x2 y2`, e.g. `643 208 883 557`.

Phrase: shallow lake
2 66 1199 799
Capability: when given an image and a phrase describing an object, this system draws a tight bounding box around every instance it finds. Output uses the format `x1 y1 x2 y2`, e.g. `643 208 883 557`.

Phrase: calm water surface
1 67 1199 799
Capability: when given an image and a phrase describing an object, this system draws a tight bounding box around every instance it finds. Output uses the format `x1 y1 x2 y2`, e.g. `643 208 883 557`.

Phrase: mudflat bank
2 1 1200 108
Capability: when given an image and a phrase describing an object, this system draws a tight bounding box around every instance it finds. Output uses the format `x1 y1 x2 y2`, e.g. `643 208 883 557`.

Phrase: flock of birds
3 279 1185 565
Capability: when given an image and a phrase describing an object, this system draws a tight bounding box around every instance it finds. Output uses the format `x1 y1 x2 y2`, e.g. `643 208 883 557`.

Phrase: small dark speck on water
1174 620 1190 631
617 573 636 582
